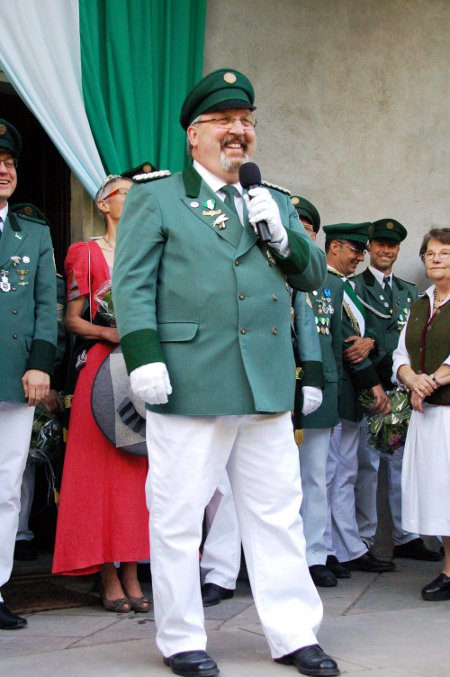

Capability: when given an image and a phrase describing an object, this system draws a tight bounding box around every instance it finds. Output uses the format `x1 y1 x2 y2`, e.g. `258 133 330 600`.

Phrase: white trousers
16 457 36 541
145 411 322 659
326 420 367 562
201 473 241 589
299 428 332 566
0 402 35 601
355 419 417 547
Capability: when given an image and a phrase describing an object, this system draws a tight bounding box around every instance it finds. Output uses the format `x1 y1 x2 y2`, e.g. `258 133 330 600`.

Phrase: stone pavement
1 559 449 676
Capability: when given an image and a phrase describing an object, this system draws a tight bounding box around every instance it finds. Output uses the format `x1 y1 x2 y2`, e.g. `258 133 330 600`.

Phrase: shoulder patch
133 170 171 183
16 213 46 225
261 179 291 196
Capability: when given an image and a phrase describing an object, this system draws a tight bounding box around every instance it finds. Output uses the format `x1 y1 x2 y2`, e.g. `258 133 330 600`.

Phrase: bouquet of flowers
94 280 116 326
359 387 411 455
30 404 63 464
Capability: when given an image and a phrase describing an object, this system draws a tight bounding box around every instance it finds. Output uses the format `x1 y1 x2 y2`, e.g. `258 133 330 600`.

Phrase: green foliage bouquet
359 388 411 455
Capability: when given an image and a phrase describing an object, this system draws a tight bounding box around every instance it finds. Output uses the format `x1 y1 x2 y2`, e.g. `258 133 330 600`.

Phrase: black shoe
201 583 234 607
309 565 337 588
163 650 219 676
393 538 444 562
343 552 396 573
421 573 450 601
0 603 28 630
14 539 37 561
326 556 351 579
275 644 340 676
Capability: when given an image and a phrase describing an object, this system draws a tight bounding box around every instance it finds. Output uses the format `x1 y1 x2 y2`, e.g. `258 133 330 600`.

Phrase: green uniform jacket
0 212 57 403
113 166 327 416
352 268 418 388
328 271 380 422
299 269 344 429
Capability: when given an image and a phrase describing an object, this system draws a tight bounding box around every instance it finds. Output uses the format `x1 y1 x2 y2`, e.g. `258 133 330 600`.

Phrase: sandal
122 585 151 613
101 595 131 613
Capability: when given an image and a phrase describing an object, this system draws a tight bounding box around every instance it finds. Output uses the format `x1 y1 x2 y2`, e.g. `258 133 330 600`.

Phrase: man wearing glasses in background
113 69 340 677
322 224 395 577
0 120 57 630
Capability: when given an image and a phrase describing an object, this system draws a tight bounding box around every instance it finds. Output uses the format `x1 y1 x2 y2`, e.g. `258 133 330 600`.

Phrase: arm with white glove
244 187 289 254
301 385 323 416
130 362 172 405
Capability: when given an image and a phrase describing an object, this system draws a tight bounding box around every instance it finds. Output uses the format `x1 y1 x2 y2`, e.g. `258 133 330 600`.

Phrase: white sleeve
391 324 410 385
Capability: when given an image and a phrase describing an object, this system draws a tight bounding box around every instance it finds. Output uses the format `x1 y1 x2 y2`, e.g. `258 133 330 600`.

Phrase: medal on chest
0 270 11 293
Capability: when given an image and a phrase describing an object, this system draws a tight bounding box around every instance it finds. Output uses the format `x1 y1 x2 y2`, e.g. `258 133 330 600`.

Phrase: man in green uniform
290 196 345 587
0 121 57 629
351 219 442 562
322 223 395 574
114 70 339 677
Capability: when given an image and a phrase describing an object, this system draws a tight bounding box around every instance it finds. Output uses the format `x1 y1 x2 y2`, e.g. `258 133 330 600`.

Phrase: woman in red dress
53 175 150 613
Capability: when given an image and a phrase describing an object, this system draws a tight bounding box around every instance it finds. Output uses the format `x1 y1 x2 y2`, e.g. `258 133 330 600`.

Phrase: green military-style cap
11 203 49 226
180 68 256 131
323 222 371 245
0 119 22 159
290 195 321 233
368 218 407 243
122 161 158 179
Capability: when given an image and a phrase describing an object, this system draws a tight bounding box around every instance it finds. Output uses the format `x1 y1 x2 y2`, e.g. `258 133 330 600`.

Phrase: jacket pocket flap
157 322 199 342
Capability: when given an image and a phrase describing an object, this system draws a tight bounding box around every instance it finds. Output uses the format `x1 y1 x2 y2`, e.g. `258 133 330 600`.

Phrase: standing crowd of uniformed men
0 67 445 677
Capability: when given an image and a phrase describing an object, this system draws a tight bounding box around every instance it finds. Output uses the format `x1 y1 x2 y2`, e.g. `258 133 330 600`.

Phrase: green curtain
79 0 206 174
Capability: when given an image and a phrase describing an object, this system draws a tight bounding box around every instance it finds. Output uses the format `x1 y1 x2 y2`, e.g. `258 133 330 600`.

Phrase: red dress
52 241 149 576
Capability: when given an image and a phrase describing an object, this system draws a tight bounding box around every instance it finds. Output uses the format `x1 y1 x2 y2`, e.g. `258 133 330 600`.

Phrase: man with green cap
351 220 442 562
290 196 343 588
0 121 57 629
113 69 339 676
321 223 395 575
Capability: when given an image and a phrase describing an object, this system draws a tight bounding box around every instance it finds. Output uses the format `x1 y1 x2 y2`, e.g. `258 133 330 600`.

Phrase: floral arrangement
94 280 116 326
30 405 63 464
359 387 411 455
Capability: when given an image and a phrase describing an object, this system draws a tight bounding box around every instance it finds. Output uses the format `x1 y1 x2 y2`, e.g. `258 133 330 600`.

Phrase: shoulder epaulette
16 213 46 225
133 170 171 183
261 179 291 196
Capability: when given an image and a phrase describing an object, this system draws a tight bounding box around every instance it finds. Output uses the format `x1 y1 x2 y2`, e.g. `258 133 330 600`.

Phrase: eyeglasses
194 116 257 130
102 187 129 200
422 250 450 261
0 158 18 170
337 241 367 256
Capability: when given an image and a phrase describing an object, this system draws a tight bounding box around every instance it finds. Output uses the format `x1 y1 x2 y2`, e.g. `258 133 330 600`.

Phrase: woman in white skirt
392 227 450 601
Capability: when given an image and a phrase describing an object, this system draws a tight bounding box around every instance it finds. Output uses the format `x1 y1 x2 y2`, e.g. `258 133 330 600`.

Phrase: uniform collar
192 160 243 196
369 265 392 287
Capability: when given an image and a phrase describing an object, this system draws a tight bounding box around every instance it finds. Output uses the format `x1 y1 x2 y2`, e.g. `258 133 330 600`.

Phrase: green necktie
383 276 393 306
221 185 240 219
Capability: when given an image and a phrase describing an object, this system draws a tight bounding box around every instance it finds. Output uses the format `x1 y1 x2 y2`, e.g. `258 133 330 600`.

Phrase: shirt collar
369 265 392 287
193 160 243 196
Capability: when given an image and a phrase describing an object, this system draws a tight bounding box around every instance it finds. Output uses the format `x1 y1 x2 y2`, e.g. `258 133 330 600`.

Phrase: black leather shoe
343 552 396 573
14 539 38 561
394 538 444 562
275 644 340 676
201 583 234 607
0 603 28 630
309 565 337 588
326 556 351 579
163 650 219 676
421 573 450 601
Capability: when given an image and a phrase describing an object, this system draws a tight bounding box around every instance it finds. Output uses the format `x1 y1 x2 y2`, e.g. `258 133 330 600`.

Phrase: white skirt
401 404 450 536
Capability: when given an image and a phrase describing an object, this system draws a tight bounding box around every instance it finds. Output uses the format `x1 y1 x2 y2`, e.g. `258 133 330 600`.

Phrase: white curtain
0 0 104 196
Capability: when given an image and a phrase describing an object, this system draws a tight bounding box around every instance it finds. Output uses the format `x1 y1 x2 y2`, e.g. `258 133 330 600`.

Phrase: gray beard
220 151 249 173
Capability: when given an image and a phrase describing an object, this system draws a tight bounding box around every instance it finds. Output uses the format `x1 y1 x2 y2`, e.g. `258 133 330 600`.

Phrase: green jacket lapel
0 214 28 268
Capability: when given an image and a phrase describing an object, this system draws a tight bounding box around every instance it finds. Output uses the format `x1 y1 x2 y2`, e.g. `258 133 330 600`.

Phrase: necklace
433 288 448 310
102 236 115 252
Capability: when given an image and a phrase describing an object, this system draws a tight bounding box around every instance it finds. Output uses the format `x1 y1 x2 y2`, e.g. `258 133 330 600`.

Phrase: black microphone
239 162 272 243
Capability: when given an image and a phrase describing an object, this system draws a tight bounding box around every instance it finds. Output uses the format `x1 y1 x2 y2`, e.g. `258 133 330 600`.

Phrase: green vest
405 296 450 405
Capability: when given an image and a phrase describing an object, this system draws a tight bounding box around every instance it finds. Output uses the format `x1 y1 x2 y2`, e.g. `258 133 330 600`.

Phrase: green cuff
352 365 380 391
271 230 310 273
120 329 165 374
301 361 324 388
28 339 56 376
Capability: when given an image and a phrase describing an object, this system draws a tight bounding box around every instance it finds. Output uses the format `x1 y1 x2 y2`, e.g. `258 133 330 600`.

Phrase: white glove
244 187 288 247
130 362 172 405
301 386 323 416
